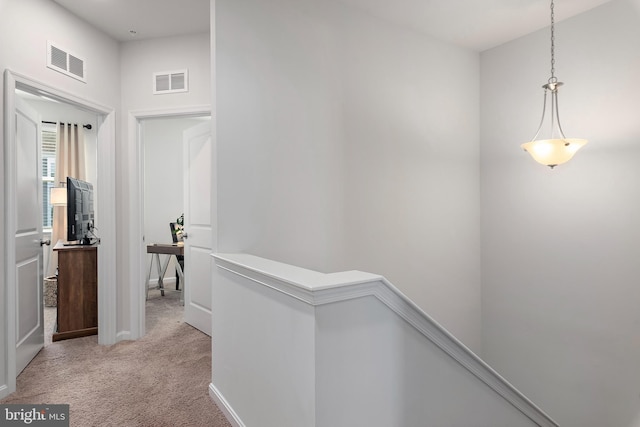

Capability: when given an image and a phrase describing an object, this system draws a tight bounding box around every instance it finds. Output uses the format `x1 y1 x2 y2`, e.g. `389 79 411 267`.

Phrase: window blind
42 128 57 230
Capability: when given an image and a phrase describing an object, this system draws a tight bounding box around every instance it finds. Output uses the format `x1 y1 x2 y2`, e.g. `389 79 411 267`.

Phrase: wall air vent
46 41 86 83
153 69 189 94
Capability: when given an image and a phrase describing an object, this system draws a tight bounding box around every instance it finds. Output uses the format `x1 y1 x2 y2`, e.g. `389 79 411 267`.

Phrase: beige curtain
48 123 86 276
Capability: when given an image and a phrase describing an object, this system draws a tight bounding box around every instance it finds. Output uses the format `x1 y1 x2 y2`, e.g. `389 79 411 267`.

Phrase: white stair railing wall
209 253 559 427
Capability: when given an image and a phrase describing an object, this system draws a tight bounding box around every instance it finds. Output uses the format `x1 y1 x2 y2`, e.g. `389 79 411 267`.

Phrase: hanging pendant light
521 0 587 168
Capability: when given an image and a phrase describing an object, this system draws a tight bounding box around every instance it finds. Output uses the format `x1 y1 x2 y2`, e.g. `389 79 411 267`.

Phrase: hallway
1 289 230 427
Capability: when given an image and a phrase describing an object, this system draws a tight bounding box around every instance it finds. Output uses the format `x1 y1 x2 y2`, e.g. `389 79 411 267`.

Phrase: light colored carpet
1 289 232 427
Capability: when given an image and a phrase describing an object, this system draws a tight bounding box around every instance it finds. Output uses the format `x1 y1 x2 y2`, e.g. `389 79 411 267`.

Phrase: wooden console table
53 240 98 342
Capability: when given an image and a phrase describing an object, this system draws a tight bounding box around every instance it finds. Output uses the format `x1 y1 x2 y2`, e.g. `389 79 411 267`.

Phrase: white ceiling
52 0 612 51
339 0 613 51
52 0 210 42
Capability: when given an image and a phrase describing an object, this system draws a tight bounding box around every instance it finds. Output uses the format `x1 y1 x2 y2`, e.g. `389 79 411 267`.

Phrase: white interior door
14 96 45 374
182 120 212 336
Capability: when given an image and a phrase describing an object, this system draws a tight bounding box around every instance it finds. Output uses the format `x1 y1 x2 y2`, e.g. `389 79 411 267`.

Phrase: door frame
2 70 117 398
127 106 211 340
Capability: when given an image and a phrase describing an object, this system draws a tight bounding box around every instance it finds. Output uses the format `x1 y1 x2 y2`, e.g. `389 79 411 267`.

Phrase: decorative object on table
172 213 185 242
520 0 587 168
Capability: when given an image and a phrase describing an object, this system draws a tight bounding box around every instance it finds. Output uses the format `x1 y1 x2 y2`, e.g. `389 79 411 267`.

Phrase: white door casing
183 120 212 336
128 106 211 341
14 96 45 375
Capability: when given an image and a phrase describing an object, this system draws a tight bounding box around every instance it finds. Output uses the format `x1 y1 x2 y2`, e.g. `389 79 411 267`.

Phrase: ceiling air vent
153 69 189 94
46 41 86 83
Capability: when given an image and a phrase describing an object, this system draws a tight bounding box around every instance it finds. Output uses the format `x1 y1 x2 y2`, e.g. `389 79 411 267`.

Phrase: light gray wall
0 0 119 393
480 1 640 426
216 0 482 352
316 296 540 427
120 33 211 112
339 6 481 352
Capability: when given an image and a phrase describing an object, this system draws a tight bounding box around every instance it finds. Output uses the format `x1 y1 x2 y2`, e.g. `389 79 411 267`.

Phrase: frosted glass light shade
50 187 67 206
521 138 588 168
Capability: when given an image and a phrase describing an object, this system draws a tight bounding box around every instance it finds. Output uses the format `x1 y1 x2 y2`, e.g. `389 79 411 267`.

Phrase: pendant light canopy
521 0 587 168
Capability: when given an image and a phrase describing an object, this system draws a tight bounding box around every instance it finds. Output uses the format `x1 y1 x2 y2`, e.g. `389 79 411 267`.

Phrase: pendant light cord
521 0 588 167
549 0 557 83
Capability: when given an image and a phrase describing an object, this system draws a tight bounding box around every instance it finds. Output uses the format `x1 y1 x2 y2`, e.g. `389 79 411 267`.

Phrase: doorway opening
15 88 101 346
2 70 117 398
127 107 211 340
141 116 209 321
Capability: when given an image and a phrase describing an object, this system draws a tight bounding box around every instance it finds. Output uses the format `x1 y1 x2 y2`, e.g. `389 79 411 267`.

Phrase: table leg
146 253 155 300
158 254 171 297
174 255 185 306
154 253 164 296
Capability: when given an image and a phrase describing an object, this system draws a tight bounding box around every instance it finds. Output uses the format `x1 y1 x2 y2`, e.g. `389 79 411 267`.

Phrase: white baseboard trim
116 330 131 342
209 383 245 427
147 277 178 288
0 384 9 400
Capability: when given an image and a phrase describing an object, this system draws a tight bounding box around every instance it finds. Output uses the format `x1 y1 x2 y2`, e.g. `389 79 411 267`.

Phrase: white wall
215 0 482 351
212 266 317 427
0 1 120 105
480 1 640 426
119 32 211 334
339 5 481 352
120 33 211 112
0 0 119 394
316 297 540 427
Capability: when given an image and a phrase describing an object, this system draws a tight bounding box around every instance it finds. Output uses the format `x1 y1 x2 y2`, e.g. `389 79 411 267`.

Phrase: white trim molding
3 69 19 398
209 383 246 427
212 252 560 427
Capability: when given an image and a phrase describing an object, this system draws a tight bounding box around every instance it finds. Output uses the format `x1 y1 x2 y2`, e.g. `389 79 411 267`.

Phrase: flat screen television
66 177 95 245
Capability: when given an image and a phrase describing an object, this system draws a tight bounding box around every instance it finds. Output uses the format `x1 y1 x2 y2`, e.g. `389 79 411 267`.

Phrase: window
42 124 57 231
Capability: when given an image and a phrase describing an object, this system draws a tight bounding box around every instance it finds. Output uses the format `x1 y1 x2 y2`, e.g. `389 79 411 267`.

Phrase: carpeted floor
1 289 232 427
